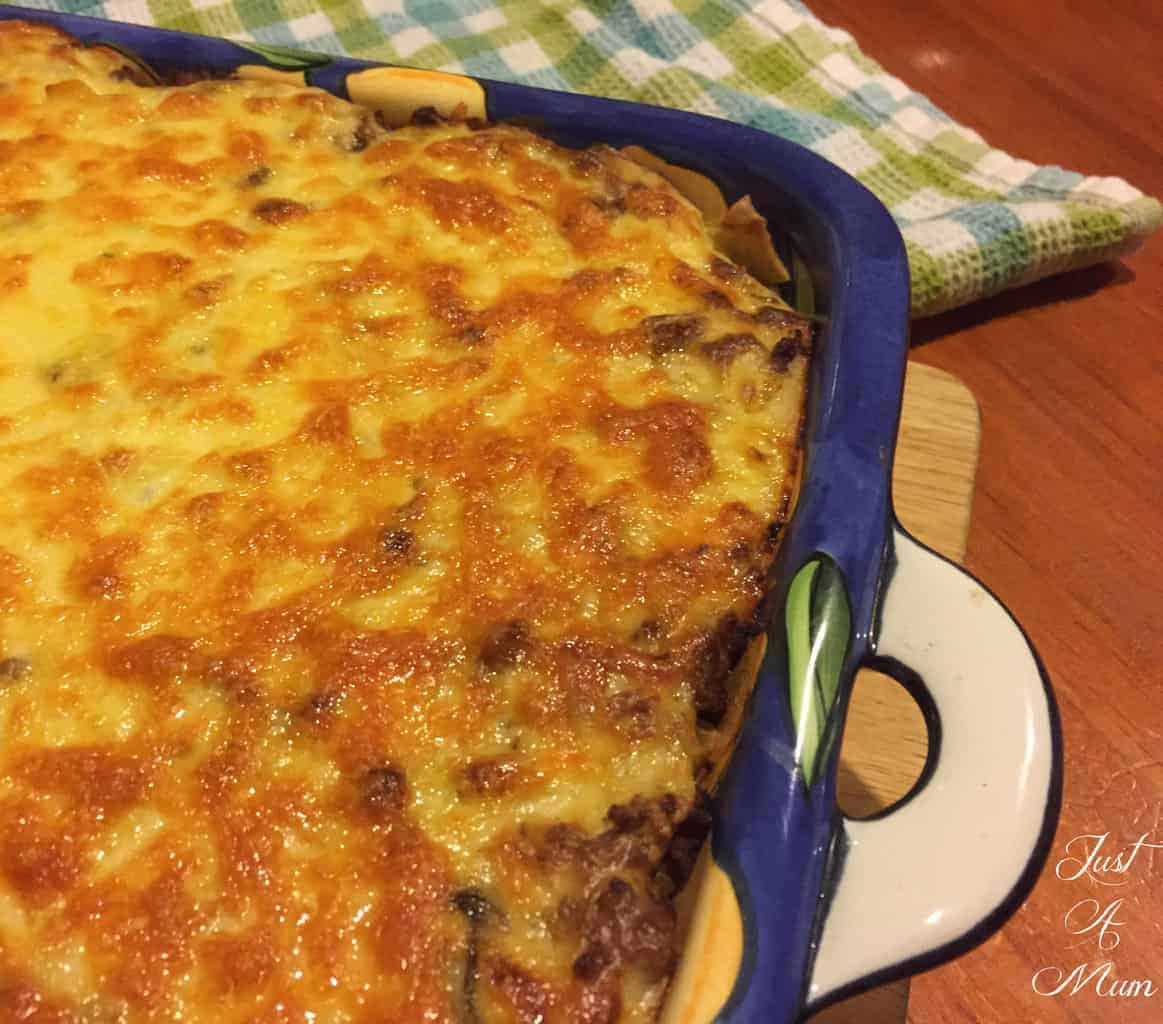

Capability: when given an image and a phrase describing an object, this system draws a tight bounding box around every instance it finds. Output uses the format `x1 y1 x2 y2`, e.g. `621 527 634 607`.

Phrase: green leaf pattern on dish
234 41 334 70
786 555 852 789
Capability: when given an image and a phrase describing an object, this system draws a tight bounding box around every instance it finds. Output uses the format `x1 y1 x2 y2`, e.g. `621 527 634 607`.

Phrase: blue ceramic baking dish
0 7 1062 1021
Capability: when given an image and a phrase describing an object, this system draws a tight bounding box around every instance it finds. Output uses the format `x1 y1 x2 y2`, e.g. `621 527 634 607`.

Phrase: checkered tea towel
14 0 1160 317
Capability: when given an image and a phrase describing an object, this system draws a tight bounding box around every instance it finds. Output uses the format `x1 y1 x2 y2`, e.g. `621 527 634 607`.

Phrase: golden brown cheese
0 19 810 1024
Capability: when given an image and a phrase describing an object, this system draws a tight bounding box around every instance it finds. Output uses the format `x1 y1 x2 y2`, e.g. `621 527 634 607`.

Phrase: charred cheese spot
0 656 32 681
252 196 309 225
361 763 410 813
701 331 766 368
0 18 809 1024
461 756 522 797
643 313 705 358
479 620 532 673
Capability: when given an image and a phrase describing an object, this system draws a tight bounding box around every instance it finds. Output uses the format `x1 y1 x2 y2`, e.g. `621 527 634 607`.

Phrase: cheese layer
0 20 809 1024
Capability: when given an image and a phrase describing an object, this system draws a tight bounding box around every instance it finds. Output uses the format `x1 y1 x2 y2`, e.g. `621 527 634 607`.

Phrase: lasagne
0 19 810 1023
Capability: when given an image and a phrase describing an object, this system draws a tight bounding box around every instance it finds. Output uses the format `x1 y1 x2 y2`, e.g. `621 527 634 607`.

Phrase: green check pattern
15 0 1160 317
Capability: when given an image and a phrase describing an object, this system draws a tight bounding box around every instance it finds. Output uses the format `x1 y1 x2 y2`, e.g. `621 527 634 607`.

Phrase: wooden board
812 361 981 1024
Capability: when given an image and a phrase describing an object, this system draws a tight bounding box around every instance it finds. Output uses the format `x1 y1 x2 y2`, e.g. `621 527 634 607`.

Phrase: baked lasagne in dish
0 19 810 1023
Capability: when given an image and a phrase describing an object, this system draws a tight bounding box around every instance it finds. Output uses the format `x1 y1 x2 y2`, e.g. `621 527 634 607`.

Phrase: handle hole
836 664 932 820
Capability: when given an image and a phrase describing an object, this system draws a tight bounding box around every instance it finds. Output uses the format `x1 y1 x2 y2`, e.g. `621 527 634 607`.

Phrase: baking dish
0 6 1062 1021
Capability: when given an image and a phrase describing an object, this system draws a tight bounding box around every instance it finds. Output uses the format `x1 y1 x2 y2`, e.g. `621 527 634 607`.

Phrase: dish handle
805 523 1061 1012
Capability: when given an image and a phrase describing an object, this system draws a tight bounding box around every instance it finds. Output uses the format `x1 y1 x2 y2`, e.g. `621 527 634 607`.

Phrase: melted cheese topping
0 20 809 1024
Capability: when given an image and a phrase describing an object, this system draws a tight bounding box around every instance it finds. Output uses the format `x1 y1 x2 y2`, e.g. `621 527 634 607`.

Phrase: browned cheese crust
0 19 810 1024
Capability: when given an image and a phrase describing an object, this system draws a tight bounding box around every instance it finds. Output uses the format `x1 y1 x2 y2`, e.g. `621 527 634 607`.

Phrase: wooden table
803 3 1163 1022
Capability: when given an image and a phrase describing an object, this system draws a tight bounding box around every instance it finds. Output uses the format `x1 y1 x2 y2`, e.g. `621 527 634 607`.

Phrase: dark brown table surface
808 2 1163 1022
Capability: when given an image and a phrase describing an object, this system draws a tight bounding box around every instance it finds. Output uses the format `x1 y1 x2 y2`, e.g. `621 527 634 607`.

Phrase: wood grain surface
805 2 1163 1022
